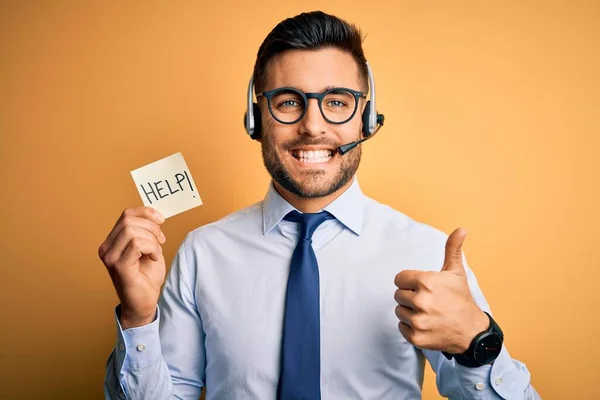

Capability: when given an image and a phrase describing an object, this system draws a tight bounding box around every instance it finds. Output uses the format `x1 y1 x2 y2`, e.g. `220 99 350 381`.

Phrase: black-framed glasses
257 87 366 125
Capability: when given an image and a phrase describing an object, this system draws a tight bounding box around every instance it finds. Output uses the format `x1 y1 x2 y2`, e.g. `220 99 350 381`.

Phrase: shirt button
495 376 503 385
136 344 146 352
119 390 125 399
475 382 485 391
118 342 125 351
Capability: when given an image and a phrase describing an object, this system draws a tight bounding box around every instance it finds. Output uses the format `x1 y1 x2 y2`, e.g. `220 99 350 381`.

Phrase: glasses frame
256 87 367 125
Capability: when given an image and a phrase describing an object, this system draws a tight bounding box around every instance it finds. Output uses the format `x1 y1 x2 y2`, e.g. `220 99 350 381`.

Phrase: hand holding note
98 153 202 329
98 206 167 329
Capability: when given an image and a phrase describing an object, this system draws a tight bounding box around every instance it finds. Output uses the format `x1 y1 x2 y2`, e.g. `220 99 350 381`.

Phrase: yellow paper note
130 152 202 218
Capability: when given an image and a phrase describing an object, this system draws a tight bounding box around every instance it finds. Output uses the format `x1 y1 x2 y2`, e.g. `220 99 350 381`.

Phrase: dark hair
252 11 369 93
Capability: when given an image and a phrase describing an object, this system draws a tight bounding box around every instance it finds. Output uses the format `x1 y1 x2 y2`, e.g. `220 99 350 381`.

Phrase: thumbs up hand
393 228 489 354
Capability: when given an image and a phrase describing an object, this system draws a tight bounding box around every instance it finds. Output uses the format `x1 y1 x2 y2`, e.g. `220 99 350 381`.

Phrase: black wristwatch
442 311 504 368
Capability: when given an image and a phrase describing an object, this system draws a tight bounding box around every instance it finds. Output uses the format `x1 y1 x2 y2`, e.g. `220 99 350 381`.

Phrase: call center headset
243 61 385 155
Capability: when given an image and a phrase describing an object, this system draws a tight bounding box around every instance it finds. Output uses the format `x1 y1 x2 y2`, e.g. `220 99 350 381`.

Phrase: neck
273 178 354 213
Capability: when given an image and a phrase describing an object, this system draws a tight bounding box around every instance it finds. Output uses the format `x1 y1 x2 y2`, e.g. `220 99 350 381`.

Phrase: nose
297 98 327 137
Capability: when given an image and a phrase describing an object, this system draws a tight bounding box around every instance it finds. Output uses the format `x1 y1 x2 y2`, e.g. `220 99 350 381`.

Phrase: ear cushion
243 103 262 140
361 100 372 137
250 103 262 140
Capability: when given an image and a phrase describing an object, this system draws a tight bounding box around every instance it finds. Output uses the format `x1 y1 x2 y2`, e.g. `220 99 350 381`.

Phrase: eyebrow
287 85 339 93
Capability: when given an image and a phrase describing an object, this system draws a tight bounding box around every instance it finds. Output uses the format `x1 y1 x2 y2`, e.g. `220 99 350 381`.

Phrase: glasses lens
269 89 305 123
322 89 357 123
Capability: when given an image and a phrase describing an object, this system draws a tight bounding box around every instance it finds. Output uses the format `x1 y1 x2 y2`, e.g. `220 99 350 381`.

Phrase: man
101 11 540 400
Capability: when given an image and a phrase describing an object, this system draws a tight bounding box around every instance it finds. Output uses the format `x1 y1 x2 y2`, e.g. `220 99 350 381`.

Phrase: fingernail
155 212 165 223
160 231 166 243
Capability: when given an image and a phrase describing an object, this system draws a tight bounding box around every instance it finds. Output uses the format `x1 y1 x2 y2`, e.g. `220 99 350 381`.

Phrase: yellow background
1 1 598 399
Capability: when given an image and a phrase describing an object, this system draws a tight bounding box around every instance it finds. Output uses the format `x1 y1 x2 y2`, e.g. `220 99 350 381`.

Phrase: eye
279 100 300 108
323 90 354 109
327 99 347 108
271 90 304 110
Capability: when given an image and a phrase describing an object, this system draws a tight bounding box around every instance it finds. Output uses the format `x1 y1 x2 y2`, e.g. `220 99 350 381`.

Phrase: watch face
473 333 503 365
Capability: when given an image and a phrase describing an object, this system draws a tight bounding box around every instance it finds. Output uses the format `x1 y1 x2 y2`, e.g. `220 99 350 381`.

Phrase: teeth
295 150 331 159
292 149 333 163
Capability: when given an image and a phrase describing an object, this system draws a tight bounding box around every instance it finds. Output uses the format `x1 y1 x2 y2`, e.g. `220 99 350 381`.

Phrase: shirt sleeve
422 252 542 400
103 239 206 399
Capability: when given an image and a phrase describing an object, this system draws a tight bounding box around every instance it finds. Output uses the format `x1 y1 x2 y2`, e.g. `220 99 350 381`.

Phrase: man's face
259 48 365 199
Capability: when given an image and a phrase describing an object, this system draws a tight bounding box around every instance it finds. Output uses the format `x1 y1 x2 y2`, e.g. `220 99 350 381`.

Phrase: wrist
443 311 504 368
457 309 490 352
118 305 157 329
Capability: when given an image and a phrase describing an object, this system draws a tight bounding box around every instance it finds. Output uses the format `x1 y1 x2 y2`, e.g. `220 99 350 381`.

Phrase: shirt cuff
454 345 531 399
488 345 531 398
114 304 162 372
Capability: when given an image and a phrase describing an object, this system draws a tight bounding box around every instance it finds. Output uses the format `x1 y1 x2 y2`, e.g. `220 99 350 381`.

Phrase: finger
394 288 417 309
116 206 164 232
119 206 165 225
100 215 165 258
395 304 416 326
101 219 164 262
102 226 162 267
398 319 414 341
103 207 164 250
441 227 467 272
116 238 163 270
394 270 422 290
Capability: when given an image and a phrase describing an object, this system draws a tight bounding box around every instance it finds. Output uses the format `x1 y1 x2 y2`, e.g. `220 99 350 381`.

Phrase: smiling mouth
290 149 335 164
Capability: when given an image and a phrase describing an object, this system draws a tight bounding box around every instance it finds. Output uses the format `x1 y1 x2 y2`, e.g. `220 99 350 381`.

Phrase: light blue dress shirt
104 178 540 399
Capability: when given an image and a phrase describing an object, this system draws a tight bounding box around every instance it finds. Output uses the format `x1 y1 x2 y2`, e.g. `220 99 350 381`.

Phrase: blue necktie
277 210 334 400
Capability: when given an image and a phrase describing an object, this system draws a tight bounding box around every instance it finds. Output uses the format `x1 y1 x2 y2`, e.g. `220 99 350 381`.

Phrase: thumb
441 227 468 273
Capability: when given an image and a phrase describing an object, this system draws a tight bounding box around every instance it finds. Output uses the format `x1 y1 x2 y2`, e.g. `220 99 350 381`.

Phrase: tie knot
284 210 334 241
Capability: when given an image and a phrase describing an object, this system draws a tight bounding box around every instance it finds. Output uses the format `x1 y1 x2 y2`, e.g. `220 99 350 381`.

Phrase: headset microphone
337 136 370 155
337 114 384 155
338 138 367 155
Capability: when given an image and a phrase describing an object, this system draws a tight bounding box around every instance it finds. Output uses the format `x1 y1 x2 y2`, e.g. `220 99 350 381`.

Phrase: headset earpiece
243 103 262 140
361 100 372 137
243 75 262 140
252 103 262 140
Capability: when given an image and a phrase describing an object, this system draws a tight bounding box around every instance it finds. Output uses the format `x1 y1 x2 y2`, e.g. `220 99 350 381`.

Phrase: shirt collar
262 177 364 236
